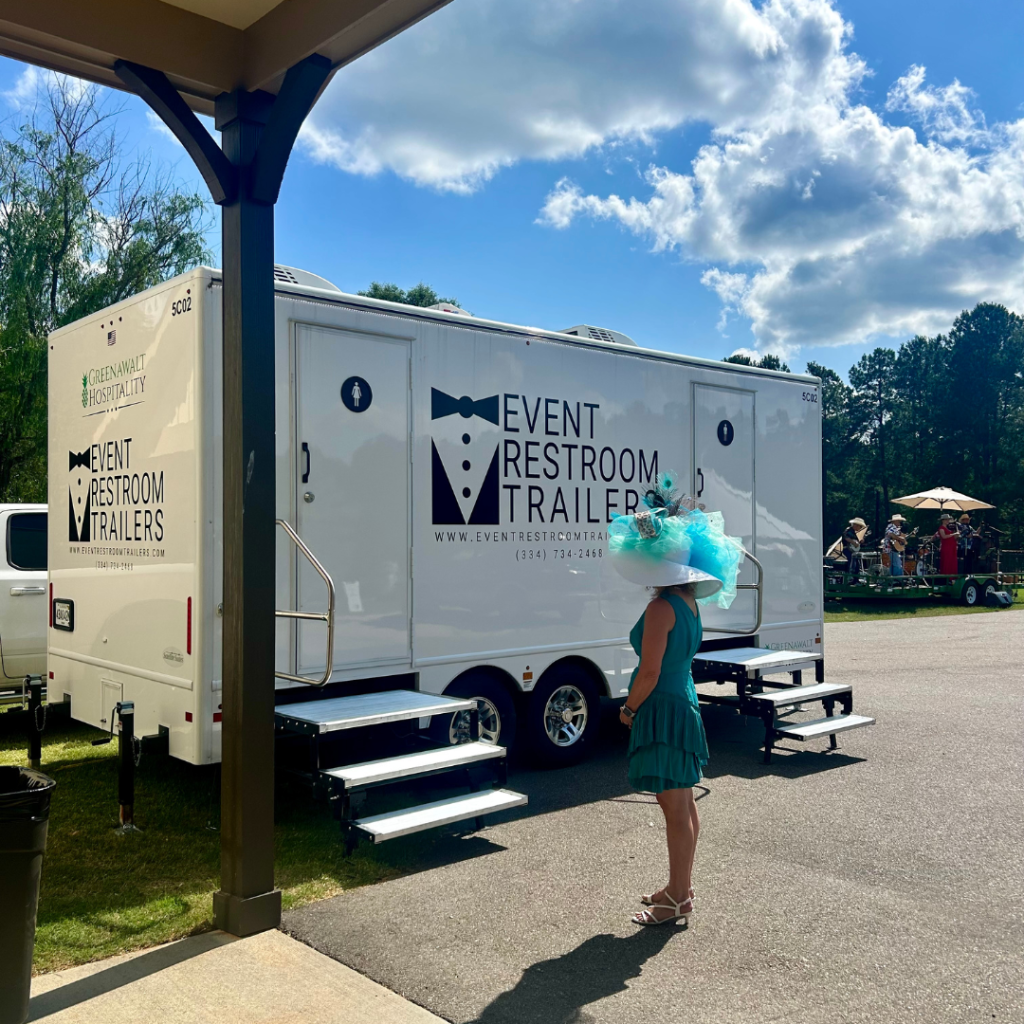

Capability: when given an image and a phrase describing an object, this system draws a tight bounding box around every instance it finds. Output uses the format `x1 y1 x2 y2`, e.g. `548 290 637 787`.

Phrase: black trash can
0 766 56 1024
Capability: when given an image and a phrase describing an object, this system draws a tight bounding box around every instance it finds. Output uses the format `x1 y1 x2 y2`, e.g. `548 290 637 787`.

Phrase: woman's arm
620 597 675 727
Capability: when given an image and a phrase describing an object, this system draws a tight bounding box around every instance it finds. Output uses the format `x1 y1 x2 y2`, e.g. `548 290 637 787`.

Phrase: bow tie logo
69 450 91 472
431 389 499 424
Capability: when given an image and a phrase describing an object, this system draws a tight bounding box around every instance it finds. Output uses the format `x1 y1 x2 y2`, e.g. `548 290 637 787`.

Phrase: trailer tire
979 579 997 605
430 674 517 750
960 578 982 607
524 666 600 767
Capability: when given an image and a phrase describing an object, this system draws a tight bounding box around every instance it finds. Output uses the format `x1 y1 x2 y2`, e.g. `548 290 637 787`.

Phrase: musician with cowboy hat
883 513 909 576
842 516 867 580
957 513 980 574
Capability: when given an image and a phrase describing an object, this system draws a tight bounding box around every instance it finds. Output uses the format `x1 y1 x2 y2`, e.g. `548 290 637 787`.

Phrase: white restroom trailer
47 266 852 772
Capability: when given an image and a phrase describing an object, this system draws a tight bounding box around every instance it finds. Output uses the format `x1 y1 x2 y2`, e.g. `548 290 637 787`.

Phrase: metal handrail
704 548 763 636
275 519 336 686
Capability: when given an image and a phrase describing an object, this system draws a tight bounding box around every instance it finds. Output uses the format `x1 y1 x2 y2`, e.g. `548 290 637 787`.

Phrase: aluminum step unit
352 788 528 844
691 647 873 763
275 689 526 852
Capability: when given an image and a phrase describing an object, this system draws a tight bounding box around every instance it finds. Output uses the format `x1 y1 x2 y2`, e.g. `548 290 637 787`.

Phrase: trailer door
693 384 757 632
295 325 411 676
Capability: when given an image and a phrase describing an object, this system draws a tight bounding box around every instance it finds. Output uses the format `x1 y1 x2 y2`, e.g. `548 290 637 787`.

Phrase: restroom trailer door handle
301 442 310 483
696 467 705 497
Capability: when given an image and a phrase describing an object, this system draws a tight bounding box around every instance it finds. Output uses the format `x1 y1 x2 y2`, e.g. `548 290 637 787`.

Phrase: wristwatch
621 704 637 720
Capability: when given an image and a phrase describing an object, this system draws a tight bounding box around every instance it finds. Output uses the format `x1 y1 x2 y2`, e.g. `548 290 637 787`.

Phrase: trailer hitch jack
92 701 141 833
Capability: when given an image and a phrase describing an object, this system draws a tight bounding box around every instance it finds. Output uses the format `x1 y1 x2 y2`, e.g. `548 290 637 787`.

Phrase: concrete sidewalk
28 928 444 1024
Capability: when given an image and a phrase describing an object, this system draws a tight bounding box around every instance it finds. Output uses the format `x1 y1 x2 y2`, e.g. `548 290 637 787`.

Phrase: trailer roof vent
561 324 637 346
273 265 341 292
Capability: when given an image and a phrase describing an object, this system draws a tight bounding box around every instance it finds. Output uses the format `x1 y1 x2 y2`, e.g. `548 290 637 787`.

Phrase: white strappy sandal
640 886 694 906
631 892 692 927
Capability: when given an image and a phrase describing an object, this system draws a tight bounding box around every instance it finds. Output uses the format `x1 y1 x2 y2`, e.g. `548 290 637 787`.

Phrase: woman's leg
688 792 700 885
650 788 695 918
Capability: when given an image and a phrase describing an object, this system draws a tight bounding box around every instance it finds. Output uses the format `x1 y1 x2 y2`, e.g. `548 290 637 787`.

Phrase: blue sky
2 0 1023 378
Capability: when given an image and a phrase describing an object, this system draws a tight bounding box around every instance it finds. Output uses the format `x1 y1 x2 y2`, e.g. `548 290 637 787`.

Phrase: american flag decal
107 330 116 346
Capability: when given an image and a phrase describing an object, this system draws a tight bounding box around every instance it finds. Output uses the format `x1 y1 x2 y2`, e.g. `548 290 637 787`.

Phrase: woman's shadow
467 927 678 1024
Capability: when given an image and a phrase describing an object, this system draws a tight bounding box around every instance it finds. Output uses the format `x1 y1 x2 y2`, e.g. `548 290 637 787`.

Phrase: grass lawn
824 595 1024 622
0 713 410 974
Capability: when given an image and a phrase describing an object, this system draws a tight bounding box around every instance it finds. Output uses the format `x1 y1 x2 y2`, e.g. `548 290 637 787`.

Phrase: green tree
849 347 899 530
723 352 791 372
942 303 1024 492
0 77 211 500
359 281 461 309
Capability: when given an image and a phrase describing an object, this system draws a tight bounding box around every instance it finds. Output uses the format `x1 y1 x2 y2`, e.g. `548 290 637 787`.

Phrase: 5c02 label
171 296 192 316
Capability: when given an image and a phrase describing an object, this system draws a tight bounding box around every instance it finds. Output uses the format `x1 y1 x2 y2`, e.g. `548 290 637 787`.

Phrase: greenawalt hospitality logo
81 354 146 411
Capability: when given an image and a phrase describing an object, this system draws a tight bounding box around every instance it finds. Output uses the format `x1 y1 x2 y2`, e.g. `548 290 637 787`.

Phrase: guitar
889 527 918 553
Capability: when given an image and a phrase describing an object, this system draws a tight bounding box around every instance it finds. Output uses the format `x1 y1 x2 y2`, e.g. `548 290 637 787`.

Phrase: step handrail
705 548 763 636
275 519 336 686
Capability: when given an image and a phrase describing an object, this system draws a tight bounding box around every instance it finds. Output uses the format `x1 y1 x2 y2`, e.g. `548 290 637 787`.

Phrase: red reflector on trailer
185 712 193 722
213 712 222 723
187 597 192 655
49 671 54 680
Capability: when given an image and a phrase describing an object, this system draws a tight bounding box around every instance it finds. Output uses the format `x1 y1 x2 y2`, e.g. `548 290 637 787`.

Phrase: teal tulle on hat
607 473 744 608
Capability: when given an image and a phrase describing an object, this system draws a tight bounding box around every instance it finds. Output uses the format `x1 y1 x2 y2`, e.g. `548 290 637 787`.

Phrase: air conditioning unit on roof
561 324 636 346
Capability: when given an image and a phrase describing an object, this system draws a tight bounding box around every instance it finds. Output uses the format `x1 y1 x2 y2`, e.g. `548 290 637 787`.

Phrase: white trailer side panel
48 274 206 761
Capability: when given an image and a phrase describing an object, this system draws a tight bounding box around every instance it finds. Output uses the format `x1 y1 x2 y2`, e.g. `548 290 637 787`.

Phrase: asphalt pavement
284 612 1024 1024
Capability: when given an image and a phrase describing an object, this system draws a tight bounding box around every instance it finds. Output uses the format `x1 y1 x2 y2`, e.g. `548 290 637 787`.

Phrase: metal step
748 682 851 707
275 690 476 736
693 646 821 679
323 741 505 790
353 788 528 843
774 713 875 741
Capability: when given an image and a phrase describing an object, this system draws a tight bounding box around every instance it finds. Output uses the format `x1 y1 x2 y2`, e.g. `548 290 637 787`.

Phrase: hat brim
610 552 723 597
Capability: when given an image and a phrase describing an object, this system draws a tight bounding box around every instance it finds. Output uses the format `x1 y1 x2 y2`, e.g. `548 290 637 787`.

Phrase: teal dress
627 592 709 792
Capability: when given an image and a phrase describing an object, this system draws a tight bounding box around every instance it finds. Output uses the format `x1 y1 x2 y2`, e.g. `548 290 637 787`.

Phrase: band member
842 517 866 580
935 514 959 576
958 514 979 574
883 513 908 576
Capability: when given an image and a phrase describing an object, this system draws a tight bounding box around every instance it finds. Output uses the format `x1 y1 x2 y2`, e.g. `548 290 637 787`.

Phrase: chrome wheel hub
449 697 501 745
544 685 588 747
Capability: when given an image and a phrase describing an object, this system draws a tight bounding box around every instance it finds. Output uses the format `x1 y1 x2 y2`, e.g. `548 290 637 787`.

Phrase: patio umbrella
892 486 995 512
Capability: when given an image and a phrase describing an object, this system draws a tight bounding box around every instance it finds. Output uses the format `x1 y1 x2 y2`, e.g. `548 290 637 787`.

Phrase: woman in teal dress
607 474 743 927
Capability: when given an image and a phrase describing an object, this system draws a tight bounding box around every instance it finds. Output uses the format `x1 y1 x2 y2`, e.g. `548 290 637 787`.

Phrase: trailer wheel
524 666 600 767
430 674 517 749
961 578 982 607
979 579 997 605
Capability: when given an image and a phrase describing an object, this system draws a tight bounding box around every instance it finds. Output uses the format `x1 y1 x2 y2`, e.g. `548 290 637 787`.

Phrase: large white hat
608 507 734 600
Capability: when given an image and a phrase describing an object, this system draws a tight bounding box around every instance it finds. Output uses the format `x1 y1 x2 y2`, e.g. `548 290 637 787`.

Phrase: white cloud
303 0 859 193
885 65 986 147
302 0 1024 350
4 66 91 109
